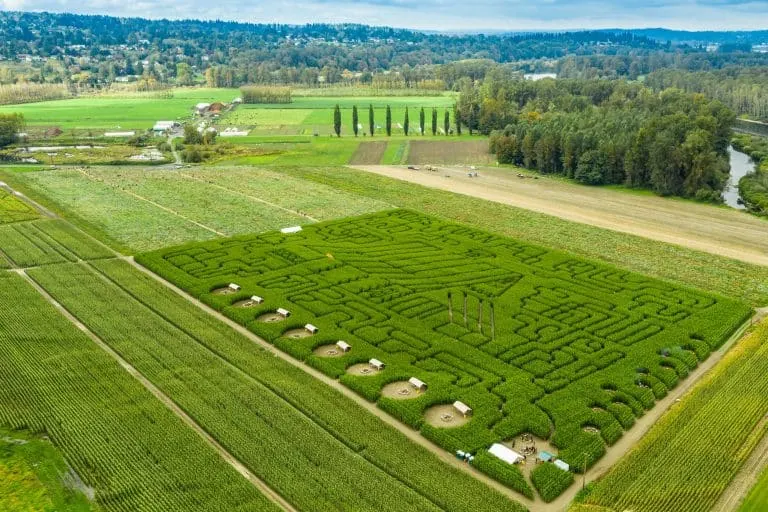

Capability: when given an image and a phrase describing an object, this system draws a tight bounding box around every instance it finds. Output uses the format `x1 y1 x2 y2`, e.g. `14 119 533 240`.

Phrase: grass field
572 317 768 512
0 270 280 512
24 258 524 512
0 88 237 130
138 209 751 501
741 465 768 511
0 429 94 512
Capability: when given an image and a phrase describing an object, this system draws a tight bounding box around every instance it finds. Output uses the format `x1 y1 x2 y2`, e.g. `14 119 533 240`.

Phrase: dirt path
712 417 768 512
16 268 297 512
351 165 768 267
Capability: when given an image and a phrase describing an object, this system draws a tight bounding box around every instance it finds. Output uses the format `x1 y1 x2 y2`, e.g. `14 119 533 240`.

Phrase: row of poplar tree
332 105 459 137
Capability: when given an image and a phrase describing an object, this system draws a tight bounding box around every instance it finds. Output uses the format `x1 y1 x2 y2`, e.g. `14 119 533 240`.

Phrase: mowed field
351 165 768 268
138 209 751 503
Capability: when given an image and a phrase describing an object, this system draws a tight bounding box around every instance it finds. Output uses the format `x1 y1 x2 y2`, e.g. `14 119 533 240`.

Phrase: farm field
0 167 389 252
0 270 281 512
22 258 525 512
572 317 768 512
0 188 38 224
741 465 768 511
3 164 767 307
351 165 768 268
137 209 752 501
0 88 237 130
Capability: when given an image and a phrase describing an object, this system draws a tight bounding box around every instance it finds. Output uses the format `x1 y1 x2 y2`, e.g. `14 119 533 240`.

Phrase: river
723 146 754 209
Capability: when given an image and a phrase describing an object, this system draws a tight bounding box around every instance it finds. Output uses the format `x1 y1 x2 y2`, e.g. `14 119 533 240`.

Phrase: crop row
0 219 112 267
137 209 752 502
31 260 525 512
0 271 279 512
0 188 38 224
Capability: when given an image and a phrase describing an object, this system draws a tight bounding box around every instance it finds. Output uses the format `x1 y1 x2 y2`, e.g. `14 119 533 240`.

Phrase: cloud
2 0 767 30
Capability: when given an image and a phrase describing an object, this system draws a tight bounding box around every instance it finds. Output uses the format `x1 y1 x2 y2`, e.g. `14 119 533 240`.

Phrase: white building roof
336 341 351 351
408 377 426 389
369 358 385 369
488 443 523 465
554 459 570 472
280 226 302 234
453 401 472 416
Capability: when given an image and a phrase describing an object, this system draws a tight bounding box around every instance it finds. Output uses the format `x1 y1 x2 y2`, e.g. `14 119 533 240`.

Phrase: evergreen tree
454 105 462 136
386 105 392 136
369 104 375 136
333 104 342 137
404 107 410 136
419 107 426 135
444 110 450 135
352 105 359 137
431 108 438 135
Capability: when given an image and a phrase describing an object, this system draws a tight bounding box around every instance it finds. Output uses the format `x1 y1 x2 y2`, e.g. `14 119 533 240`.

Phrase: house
336 341 351 352
152 121 178 134
277 308 291 318
369 358 385 370
453 401 472 417
305 324 319 334
488 443 523 465
408 377 427 391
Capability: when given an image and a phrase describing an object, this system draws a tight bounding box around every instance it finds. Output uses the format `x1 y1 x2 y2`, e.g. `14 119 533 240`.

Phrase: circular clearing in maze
381 381 423 400
313 345 343 358
256 312 284 323
583 425 601 435
212 287 236 295
233 299 258 308
424 404 470 428
346 363 379 376
284 328 312 339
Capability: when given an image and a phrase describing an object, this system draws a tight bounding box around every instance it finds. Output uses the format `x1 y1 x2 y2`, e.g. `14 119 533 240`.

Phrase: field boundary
16 266 297 512
712 417 768 512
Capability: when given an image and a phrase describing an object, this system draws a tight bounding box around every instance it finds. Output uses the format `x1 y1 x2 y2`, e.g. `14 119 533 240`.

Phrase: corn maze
139 210 752 501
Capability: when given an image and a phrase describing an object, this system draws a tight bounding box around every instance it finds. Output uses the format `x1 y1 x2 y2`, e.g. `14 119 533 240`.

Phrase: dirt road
351 165 768 267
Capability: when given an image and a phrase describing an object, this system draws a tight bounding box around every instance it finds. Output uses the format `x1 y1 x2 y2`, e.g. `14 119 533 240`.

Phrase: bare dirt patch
256 312 284 323
313 344 343 358
346 363 380 376
233 298 259 308
350 165 768 267
212 287 236 296
349 141 388 165
407 140 494 165
502 433 559 477
283 328 312 339
424 404 470 428
381 380 424 400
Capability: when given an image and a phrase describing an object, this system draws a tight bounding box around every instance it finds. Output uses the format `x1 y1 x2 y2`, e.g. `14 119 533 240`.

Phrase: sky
0 0 766 31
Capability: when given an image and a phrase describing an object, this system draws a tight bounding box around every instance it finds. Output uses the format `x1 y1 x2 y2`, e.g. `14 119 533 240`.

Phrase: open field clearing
0 188 39 224
26 258 524 512
274 166 768 307
352 165 768 267
138 210 751 502
349 141 389 165
0 167 388 252
0 271 281 512
0 88 237 130
407 140 495 165
571 317 768 512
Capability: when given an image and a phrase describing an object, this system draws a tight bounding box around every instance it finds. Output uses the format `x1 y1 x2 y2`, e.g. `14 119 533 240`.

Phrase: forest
466 77 733 200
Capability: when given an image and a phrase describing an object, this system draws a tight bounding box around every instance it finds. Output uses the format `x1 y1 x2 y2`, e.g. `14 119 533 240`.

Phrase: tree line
0 113 24 148
458 77 733 201
333 104 456 137
239 85 292 104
